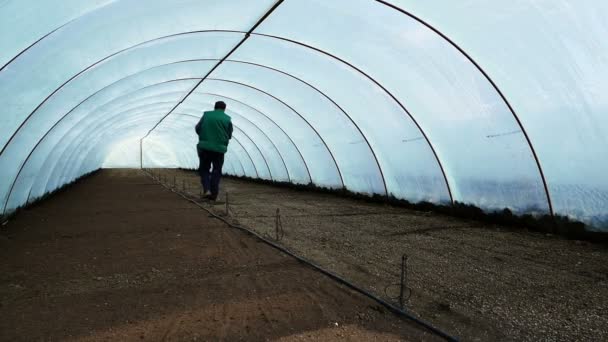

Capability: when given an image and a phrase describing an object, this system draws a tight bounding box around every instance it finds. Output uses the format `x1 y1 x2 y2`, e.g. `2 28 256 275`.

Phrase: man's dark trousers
198 148 225 200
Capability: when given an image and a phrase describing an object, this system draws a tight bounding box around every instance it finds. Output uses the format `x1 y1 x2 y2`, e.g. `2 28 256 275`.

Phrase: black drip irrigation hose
142 170 459 342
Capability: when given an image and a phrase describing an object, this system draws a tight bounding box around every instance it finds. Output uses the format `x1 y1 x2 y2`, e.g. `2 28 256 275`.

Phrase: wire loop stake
275 208 284 241
142 169 457 341
399 254 409 309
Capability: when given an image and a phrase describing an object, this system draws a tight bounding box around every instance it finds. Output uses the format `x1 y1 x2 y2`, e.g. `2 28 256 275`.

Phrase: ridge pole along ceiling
0 0 606 232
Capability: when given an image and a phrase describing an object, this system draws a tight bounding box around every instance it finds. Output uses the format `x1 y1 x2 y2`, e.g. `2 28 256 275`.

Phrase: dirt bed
0 170 440 341
159 168 608 341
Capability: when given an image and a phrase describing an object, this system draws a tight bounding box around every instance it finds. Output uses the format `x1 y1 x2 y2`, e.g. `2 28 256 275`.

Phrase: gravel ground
162 169 608 341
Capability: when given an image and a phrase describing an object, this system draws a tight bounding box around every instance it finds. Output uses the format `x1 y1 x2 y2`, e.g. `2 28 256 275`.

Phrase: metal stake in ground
275 208 284 241
399 254 409 309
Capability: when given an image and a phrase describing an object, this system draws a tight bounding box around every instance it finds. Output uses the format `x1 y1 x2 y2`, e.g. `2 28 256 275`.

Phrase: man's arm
228 121 233 140
195 116 204 134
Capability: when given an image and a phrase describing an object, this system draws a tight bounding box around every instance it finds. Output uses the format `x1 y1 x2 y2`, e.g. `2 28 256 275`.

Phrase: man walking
195 101 233 201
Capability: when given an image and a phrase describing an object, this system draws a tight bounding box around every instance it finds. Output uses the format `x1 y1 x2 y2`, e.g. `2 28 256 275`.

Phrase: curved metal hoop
374 0 553 214
172 111 274 181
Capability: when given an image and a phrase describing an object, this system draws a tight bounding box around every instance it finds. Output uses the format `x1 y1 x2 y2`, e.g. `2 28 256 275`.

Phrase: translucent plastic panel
61 117 171 190
178 96 295 182
223 140 257 179
53 114 169 199
56 105 192 190
389 0 608 228
0 31 237 214
0 0 112 68
185 92 310 184
52 108 209 194
145 114 257 176
0 33 233 176
162 111 283 181
48 111 256 200
197 80 341 188
0 0 272 149
3 79 195 213
142 115 201 169
209 62 388 195
103 137 146 169
24 105 175 206
227 41 450 203
0 0 274 212
8 104 177 212
255 0 548 212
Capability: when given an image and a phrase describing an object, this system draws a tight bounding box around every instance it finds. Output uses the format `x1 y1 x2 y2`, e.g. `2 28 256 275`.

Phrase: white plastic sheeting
0 0 606 231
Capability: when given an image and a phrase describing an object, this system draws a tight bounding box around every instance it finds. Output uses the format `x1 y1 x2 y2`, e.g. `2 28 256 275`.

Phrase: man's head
214 101 227 111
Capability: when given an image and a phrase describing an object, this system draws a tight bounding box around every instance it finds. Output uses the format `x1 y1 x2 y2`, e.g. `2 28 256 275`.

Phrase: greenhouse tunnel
1 0 607 232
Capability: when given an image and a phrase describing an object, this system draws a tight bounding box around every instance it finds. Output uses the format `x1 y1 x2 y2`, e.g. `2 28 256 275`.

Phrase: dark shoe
200 190 211 201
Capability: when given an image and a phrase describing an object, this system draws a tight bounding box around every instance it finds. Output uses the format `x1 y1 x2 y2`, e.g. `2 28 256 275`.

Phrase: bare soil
0 169 440 341
161 168 608 342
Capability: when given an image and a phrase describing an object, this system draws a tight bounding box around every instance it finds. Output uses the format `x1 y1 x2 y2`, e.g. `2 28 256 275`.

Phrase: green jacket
195 110 233 153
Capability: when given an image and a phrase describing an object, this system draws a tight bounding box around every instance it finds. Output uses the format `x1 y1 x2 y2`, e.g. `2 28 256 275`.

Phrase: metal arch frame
169 113 265 180
374 0 553 215
195 92 312 184
142 116 254 179
175 105 278 181
7 51 368 196
227 136 259 178
0 30 248 155
1 68 207 204
141 126 255 179
6 58 346 213
7 18 525 206
20 101 177 204
7 58 314 194
7 60 333 211
7 78 200 207
79 117 258 184
0 2 552 212
222 145 247 177
174 105 290 182
204 78 346 188
139 0 286 142
225 151 243 174
2 29 450 198
221 59 389 197
72 109 260 184
251 32 454 204
170 111 273 181
4 98 181 213
52 109 259 195
0 16 80 73
5 9 389 200
48 103 180 187
98 91 191 114
34 108 176 201
178 101 289 182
